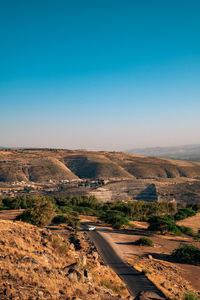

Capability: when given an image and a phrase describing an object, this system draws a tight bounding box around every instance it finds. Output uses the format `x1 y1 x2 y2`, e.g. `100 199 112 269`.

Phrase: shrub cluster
135 237 153 247
148 215 182 235
53 212 79 228
2 194 199 233
0 195 32 210
148 213 199 238
183 291 199 300
174 208 196 221
100 210 130 229
172 244 200 265
17 197 56 226
178 225 196 238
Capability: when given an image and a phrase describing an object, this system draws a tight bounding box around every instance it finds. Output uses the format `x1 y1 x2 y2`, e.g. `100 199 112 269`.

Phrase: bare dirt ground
0 209 24 220
80 216 200 299
177 213 200 233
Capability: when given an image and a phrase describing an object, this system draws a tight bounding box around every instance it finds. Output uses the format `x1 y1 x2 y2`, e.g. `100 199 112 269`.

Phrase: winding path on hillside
81 223 165 298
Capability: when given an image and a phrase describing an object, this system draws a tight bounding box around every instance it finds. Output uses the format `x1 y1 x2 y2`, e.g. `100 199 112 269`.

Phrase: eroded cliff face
0 220 130 299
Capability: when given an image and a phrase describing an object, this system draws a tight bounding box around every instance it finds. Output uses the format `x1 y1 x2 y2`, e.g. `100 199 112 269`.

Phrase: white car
88 226 96 231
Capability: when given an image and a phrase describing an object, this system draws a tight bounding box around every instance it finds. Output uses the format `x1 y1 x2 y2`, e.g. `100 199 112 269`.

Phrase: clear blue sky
1 0 200 150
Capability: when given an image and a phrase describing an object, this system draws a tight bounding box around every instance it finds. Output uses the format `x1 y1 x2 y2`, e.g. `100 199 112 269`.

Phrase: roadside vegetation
0 195 177 229
183 291 200 300
148 214 200 238
174 207 196 221
135 237 154 247
0 195 200 234
172 244 200 266
16 197 56 226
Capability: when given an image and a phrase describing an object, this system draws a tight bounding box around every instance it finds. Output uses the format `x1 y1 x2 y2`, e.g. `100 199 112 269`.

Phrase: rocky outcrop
0 220 130 299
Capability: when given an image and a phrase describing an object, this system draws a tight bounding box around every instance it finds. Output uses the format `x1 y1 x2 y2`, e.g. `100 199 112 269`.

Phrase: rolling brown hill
64 153 134 179
105 152 200 179
28 157 78 182
1 149 200 183
0 156 78 183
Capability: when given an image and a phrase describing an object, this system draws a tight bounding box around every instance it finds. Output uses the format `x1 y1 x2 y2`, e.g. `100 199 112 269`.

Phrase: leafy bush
183 291 199 300
2 196 31 209
53 213 79 228
106 201 177 221
135 237 154 247
172 244 200 265
100 210 129 229
0 196 178 223
174 208 196 221
178 225 196 237
17 197 56 226
53 214 68 224
190 203 200 212
0 198 3 209
148 215 182 235
148 215 199 237
74 206 95 215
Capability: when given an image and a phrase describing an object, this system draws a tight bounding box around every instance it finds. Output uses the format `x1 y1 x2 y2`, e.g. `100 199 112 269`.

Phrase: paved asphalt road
81 223 165 298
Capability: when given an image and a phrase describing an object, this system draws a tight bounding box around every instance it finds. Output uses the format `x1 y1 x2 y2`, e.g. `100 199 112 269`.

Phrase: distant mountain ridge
127 144 200 161
1 148 200 183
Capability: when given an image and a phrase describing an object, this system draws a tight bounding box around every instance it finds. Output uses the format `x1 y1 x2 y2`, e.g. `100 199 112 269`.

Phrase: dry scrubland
0 220 130 299
87 217 200 300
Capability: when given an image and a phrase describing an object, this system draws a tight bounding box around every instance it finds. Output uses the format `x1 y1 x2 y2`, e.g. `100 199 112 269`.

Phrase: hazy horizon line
1 142 200 152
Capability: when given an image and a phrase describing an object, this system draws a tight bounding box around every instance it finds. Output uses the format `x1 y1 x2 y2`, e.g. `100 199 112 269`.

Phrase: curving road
81 223 165 298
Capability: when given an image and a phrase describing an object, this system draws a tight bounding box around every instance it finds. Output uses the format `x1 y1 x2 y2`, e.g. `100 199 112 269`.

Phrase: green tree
148 215 182 235
17 197 56 226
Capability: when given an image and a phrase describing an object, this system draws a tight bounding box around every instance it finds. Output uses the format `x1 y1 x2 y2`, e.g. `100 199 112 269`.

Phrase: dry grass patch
0 220 130 299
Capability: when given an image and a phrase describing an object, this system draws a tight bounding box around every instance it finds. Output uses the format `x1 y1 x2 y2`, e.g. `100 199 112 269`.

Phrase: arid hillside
64 153 134 179
0 219 129 299
106 152 200 179
1 149 200 183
